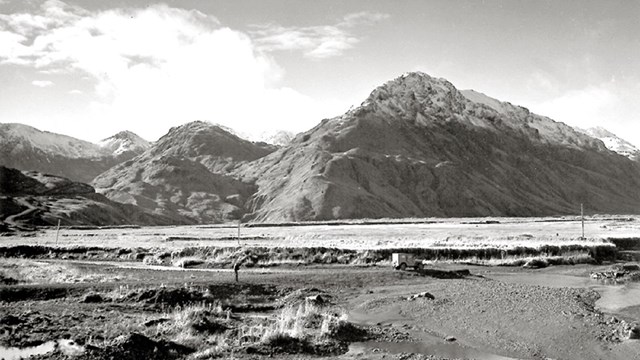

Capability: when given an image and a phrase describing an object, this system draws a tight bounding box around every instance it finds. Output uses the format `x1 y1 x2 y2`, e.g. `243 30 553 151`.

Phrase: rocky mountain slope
0 123 148 183
237 72 640 221
98 130 151 157
577 127 639 161
0 166 174 231
461 92 640 161
92 121 275 223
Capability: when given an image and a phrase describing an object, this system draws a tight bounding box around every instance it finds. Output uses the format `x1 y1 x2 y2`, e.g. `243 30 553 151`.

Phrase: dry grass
177 301 355 357
0 258 121 284
255 302 347 344
1 217 632 270
4 215 637 251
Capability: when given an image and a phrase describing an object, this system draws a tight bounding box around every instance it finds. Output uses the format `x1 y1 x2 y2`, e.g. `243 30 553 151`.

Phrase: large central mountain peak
237 72 640 222
369 72 458 101
356 72 467 122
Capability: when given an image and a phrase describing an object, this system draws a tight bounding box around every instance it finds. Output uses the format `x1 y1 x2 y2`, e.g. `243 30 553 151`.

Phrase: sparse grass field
2 215 637 269
3 215 638 250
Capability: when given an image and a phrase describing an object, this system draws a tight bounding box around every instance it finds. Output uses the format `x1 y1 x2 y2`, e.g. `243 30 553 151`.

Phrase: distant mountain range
0 123 150 183
2 72 640 227
0 166 174 231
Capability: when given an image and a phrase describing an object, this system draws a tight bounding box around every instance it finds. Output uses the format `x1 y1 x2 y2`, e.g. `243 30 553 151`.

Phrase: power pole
581 203 584 239
237 221 241 246
55 219 61 245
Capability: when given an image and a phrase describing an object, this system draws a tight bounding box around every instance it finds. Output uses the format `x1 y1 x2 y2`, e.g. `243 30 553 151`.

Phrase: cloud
32 80 53 87
0 30 31 64
0 1 349 140
250 11 389 59
69 89 82 94
529 84 640 147
531 85 617 128
341 11 390 27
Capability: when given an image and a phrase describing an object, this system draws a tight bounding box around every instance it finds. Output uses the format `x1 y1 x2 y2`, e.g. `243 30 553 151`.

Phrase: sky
0 0 638 145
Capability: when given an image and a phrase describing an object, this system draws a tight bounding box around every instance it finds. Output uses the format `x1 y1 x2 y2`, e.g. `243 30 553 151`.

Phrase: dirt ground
1 259 640 360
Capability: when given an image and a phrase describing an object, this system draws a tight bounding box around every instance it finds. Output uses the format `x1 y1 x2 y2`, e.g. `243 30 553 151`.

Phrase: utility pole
581 203 585 239
55 219 61 245
237 221 241 246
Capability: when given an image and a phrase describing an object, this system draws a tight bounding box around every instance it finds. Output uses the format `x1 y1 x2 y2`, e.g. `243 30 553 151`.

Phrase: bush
172 257 205 268
522 258 548 269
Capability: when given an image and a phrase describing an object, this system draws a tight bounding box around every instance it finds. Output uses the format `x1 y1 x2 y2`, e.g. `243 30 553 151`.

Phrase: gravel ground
346 274 640 360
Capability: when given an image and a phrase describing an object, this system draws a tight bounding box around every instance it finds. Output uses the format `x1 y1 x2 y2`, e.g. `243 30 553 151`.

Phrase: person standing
233 255 246 282
233 260 241 282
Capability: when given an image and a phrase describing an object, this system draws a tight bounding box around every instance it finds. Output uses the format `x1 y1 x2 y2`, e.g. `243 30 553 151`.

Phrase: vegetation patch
83 332 193 360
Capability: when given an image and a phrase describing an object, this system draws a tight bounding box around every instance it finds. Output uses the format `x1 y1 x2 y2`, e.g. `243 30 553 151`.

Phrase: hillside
0 123 148 183
577 127 640 161
92 121 275 223
0 166 175 231
237 72 640 221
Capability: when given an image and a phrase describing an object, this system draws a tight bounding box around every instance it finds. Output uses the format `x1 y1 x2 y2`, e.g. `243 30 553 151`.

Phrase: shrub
522 258 549 269
172 257 205 268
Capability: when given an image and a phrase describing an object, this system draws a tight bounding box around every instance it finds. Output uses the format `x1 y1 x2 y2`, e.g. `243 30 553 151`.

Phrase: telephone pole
55 219 61 245
581 203 584 239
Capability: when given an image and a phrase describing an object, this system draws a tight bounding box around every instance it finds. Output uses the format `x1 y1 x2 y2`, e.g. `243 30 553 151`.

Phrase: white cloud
0 1 349 140
341 11 390 27
524 83 640 147
69 89 82 94
32 79 53 87
0 30 31 63
531 85 617 129
250 11 389 59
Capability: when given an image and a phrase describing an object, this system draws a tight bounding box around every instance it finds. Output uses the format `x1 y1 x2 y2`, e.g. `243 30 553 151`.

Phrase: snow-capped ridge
457 89 604 151
577 127 639 160
99 130 150 156
350 72 603 152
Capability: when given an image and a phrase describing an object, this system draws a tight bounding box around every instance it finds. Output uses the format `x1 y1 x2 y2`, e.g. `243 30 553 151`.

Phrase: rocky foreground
1 258 639 360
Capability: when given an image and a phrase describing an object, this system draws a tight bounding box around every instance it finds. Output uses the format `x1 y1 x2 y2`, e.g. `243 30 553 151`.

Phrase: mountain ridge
92 121 274 223
0 123 150 183
99 130 151 156
0 166 176 231
236 72 640 221
4 72 640 225
577 126 639 161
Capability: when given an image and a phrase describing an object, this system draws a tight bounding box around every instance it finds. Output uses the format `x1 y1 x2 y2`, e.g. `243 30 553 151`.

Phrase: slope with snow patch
99 130 151 156
577 127 639 160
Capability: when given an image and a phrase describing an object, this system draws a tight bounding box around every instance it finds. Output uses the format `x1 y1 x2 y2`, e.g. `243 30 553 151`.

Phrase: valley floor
1 260 640 359
1 217 640 359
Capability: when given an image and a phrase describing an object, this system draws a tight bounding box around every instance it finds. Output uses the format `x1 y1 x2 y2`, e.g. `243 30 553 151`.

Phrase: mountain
577 127 639 161
253 130 295 146
0 166 174 232
237 72 640 221
216 127 295 146
459 89 607 150
461 91 640 161
98 130 151 157
0 123 147 183
92 121 275 223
